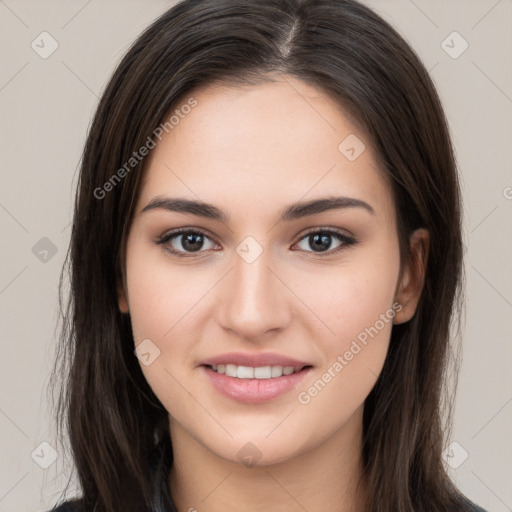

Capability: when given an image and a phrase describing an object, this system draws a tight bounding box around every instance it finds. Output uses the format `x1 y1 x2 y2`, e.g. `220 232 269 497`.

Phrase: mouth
200 363 313 403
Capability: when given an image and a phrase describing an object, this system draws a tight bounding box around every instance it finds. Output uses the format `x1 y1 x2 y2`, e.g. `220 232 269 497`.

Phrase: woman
49 0 488 510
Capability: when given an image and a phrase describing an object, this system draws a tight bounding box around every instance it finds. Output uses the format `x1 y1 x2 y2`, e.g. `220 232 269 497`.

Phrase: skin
118 76 429 512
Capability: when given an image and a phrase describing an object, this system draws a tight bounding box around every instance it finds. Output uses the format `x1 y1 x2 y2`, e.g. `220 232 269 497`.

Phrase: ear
393 228 429 325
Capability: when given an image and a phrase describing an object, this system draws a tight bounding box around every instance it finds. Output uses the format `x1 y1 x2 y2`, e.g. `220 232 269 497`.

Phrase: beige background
0 1 511 511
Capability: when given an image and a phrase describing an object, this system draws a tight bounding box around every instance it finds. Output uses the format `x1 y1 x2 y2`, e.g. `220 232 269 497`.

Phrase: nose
215 245 292 341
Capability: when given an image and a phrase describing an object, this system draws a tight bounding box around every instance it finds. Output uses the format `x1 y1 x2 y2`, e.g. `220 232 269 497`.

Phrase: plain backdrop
0 1 511 511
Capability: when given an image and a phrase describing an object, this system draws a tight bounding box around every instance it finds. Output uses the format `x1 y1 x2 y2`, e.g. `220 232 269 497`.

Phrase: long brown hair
50 0 471 510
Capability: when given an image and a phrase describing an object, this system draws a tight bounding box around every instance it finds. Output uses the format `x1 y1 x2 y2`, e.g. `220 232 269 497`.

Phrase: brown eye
156 229 218 258
294 229 357 257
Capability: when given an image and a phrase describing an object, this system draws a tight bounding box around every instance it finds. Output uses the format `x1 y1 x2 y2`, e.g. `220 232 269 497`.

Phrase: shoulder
46 498 85 512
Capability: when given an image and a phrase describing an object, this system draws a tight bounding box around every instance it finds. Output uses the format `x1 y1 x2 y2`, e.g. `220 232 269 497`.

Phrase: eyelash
156 227 358 259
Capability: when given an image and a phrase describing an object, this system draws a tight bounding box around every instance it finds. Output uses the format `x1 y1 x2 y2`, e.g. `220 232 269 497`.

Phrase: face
118 76 426 467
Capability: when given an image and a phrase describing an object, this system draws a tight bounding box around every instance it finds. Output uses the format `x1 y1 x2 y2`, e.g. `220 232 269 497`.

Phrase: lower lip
201 365 313 404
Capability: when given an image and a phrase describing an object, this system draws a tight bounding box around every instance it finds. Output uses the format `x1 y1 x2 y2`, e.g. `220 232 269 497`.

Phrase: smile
209 364 302 379
201 364 313 403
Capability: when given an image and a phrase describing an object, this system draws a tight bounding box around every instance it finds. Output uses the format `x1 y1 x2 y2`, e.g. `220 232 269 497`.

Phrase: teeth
271 366 283 377
254 366 271 379
226 364 237 377
211 364 299 379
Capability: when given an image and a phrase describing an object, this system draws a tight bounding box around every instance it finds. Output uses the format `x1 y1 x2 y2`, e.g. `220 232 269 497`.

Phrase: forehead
139 76 395 224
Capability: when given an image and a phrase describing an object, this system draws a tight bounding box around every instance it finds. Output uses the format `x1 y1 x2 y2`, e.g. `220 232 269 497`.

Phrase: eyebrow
140 195 375 222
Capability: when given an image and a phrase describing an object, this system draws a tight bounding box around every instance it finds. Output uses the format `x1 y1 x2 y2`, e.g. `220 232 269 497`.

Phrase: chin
205 434 308 469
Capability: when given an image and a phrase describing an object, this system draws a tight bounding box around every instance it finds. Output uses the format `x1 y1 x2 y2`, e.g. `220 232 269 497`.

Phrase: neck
168 406 367 512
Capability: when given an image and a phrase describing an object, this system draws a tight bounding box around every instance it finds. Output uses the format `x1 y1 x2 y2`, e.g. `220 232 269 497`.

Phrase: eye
156 227 358 259
293 229 357 257
156 229 219 258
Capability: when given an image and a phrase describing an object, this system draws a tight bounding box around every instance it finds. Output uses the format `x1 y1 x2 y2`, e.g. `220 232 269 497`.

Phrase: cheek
125 257 202 413
123 240 208 405
294 247 400 347
291 247 400 402
331 266 398 349
293 279 398 429
125 246 204 343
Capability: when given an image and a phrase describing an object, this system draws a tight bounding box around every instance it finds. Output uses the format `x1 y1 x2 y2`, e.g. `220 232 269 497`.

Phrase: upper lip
200 352 312 371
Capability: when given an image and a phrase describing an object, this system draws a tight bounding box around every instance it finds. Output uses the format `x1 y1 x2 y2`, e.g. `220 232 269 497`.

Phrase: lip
201 365 313 404
199 352 313 404
199 351 311 371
